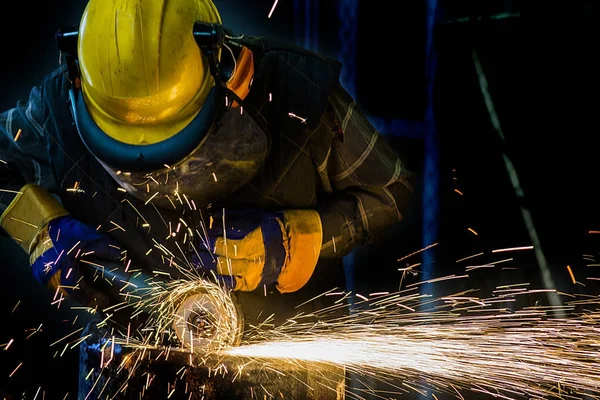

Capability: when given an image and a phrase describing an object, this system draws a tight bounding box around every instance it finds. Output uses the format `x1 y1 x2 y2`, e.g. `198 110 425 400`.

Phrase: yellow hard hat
77 0 221 145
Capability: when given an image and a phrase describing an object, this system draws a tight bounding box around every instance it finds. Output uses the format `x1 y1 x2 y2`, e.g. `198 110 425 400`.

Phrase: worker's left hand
193 209 322 293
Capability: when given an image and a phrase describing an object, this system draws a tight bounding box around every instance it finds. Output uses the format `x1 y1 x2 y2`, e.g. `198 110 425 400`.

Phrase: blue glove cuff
258 214 288 288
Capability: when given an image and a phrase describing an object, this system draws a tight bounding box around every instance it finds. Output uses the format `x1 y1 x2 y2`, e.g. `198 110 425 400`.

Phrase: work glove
0 184 121 307
193 209 323 293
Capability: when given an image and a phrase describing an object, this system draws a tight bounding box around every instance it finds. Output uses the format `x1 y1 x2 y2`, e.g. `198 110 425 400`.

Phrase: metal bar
81 343 345 399
440 5 596 25
337 0 358 97
441 11 522 25
304 0 311 49
312 0 319 51
293 0 303 46
471 49 565 316
337 0 360 305
421 0 441 289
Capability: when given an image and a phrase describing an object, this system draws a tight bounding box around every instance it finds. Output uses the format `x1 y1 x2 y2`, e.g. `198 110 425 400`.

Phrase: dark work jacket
42 36 344 326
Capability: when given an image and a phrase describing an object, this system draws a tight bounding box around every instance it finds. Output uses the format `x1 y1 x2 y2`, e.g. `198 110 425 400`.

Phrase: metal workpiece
78 261 346 399
79 331 346 400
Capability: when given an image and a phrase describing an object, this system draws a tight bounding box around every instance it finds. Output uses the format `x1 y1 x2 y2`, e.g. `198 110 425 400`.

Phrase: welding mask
56 0 268 209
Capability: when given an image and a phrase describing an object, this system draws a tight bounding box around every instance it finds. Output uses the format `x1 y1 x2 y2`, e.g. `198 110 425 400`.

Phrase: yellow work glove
192 209 322 293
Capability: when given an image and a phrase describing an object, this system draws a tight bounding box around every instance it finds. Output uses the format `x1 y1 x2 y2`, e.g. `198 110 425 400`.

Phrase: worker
0 0 415 396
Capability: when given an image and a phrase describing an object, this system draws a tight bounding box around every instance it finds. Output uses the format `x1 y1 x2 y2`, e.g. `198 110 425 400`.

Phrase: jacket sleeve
0 85 58 235
311 83 416 258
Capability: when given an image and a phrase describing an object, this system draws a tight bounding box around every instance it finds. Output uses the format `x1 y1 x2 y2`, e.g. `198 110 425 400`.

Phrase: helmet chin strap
55 27 80 84
192 22 226 85
192 22 245 108
191 22 248 111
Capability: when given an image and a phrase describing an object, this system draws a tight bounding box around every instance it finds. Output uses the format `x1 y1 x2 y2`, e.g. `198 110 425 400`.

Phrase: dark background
1 0 599 398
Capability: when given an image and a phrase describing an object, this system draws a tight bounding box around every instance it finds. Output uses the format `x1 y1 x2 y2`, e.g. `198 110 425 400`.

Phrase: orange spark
9 362 23 377
566 265 576 284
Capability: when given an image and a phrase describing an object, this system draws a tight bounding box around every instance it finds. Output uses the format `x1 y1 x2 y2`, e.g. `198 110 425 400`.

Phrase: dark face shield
70 85 269 209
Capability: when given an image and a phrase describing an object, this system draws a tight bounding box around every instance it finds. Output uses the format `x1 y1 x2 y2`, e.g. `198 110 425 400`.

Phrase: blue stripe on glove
192 209 288 291
31 216 121 293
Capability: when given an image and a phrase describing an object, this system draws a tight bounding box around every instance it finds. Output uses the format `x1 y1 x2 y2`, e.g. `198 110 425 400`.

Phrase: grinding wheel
173 289 244 351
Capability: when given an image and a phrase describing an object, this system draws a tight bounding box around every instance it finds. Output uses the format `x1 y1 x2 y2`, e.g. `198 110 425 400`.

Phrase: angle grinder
81 260 244 352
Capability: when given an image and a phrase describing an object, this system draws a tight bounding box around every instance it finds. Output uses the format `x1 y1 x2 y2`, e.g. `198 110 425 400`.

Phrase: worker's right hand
30 215 122 307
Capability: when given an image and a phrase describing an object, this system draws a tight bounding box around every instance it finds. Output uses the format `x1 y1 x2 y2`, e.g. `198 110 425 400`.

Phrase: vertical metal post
312 0 319 51
472 50 565 315
293 0 303 46
336 0 360 304
294 0 319 50
304 0 312 49
421 0 441 294
337 0 358 97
